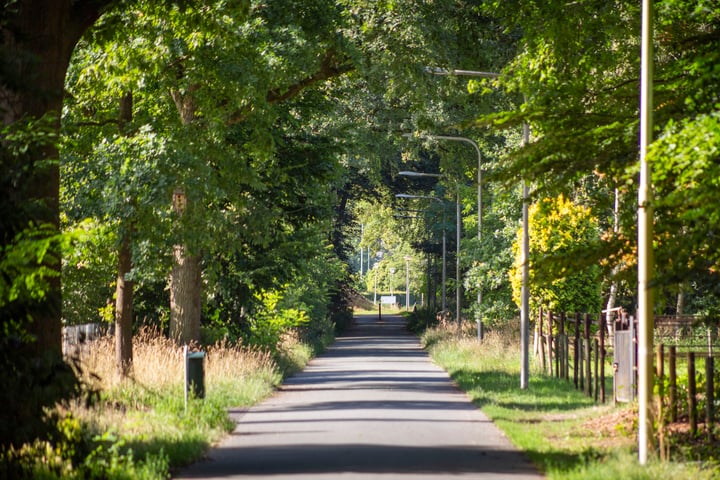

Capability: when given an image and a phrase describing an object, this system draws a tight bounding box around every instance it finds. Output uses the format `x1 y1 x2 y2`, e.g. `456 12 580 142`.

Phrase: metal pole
520 123 530 390
405 256 410 311
456 188 462 327
477 143 483 340
638 0 655 464
360 224 364 277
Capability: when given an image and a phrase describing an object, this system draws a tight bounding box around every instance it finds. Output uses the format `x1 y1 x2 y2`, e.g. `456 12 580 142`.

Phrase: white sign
380 295 397 305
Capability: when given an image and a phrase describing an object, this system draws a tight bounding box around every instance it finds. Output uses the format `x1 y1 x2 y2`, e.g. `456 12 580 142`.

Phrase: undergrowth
2 325 328 479
422 324 720 479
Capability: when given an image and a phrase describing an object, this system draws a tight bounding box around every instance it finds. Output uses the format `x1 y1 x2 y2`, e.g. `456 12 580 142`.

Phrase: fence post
599 312 606 403
669 345 677 422
559 312 567 380
594 338 599 402
656 344 664 429
688 352 697 436
539 307 546 373
574 312 580 389
706 356 715 440
584 313 592 397
547 310 554 378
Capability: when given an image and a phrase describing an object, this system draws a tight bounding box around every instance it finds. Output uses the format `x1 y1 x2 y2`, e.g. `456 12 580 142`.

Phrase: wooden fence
654 315 719 438
535 310 719 436
535 310 608 403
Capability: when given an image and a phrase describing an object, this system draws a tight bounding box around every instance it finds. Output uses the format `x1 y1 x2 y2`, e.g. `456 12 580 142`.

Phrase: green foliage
246 289 310 351
511 194 601 314
0 346 83 451
651 112 720 307
474 0 720 313
424 326 719 478
0 415 169 480
405 307 439 334
61 219 116 325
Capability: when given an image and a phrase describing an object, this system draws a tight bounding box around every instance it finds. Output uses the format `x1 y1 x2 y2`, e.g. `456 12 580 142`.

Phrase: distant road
175 314 543 479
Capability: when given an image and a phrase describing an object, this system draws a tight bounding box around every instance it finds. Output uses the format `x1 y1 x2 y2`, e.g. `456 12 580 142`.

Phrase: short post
560 312 567 380
539 308 546 373
594 338 599 402
547 310 554 378
688 352 697 436
599 313 606 403
185 346 206 411
706 356 715 440
584 313 592 397
574 312 580 389
669 345 677 422
656 344 664 426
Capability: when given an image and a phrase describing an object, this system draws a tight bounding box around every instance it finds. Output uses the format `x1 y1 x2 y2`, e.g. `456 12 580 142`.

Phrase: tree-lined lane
176 315 542 479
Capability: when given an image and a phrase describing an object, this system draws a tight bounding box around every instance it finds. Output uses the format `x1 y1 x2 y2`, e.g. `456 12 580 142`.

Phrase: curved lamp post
398 171 461 327
404 135 484 339
421 67 529 389
396 193 448 313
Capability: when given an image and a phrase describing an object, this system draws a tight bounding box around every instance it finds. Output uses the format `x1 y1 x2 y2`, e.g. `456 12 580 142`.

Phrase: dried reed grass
75 326 277 392
67 326 282 447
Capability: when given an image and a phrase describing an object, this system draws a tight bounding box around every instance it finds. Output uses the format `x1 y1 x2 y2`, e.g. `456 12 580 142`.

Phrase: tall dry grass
74 327 278 391
68 327 281 442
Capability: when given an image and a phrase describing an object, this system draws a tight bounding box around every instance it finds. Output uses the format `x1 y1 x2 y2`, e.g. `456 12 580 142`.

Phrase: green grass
423 326 720 479
2 327 327 479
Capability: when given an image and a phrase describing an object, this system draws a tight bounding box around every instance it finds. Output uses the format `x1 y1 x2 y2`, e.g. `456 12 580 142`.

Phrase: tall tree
1 0 115 353
0 0 117 450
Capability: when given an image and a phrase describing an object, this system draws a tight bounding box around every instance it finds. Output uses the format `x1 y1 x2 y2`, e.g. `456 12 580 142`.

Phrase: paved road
175 314 543 479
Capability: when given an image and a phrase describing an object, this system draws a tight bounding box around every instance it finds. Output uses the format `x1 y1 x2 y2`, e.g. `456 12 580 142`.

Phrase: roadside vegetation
2 325 330 479
417 318 720 479
4 1 720 478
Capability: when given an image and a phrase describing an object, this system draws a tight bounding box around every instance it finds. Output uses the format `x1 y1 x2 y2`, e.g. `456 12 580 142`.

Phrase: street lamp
423 67 530 389
404 255 412 311
638 0 655 464
399 171 461 327
396 193 448 313
403 134 484 339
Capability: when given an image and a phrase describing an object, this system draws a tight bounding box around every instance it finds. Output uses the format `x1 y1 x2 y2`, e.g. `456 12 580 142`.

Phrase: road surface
175 314 543 479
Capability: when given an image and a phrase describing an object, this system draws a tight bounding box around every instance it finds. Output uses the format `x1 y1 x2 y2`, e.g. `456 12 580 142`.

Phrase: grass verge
4 327 329 479
422 325 720 479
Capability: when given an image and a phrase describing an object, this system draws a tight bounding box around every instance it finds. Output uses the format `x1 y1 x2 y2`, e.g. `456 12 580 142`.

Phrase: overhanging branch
228 48 353 125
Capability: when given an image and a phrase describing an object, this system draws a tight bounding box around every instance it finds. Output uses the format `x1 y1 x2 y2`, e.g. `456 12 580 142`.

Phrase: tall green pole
638 0 655 465
520 123 530 390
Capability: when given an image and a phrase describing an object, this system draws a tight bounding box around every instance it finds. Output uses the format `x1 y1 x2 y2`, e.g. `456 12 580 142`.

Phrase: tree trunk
115 233 134 376
676 287 685 316
170 245 202 344
168 89 203 344
1 0 113 355
114 92 134 377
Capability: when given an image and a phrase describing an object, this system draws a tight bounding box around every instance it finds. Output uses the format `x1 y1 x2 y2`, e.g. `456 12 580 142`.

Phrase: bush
406 307 439 334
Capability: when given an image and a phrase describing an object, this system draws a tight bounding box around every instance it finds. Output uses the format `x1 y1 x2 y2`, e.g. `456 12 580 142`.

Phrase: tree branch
228 48 353 125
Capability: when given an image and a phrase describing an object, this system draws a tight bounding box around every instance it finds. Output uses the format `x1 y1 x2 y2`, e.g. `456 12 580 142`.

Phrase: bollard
184 346 206 409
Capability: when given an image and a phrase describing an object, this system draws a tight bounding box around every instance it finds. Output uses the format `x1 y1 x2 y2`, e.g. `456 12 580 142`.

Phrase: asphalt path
175 314 543 479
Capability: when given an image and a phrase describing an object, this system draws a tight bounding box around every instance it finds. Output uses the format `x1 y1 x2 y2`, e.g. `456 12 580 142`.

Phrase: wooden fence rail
535 310 607 403
656 344 717 438
533 310 719 436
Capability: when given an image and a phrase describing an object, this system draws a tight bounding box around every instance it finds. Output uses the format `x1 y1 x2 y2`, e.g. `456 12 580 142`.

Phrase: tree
511 194 602 315
1 0 115 352
0 0 118 450
472 0 720 313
